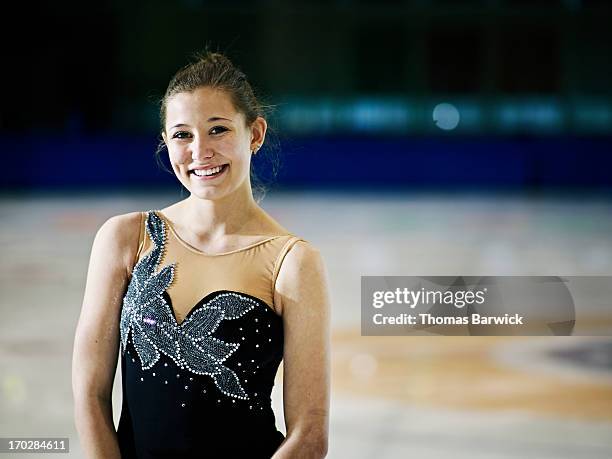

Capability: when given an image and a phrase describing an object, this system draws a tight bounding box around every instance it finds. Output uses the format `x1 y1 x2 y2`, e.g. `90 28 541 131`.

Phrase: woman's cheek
169 147 190 167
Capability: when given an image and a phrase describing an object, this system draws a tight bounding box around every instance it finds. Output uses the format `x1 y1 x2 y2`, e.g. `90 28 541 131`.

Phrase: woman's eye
172 131 192 139
210 126 228 135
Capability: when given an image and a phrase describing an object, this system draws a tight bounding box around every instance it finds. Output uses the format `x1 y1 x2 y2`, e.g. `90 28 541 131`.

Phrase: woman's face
162 86 265 201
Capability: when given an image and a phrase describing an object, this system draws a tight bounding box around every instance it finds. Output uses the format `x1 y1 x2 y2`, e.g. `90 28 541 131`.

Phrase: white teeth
193 165 223 176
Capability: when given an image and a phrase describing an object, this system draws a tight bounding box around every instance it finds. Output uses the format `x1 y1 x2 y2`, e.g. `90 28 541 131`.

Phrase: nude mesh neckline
154 210 291 257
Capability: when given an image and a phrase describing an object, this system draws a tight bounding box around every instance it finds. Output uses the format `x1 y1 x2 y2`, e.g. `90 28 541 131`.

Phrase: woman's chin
188 187 226 201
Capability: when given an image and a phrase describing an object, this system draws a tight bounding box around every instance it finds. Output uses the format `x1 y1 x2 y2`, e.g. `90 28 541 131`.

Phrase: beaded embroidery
120 210 257 400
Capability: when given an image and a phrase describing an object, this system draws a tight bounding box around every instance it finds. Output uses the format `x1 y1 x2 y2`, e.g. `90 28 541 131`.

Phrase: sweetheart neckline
163 290 283 327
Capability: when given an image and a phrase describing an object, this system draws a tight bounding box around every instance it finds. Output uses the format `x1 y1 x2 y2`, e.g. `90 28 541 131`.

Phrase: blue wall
3 135 611 191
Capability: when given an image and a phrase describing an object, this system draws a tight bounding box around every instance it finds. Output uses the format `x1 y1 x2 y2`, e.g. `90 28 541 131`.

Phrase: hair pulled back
156 50 279 201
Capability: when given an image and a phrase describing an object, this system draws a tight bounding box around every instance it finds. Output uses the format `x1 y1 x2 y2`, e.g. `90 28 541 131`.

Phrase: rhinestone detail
120 211 266 401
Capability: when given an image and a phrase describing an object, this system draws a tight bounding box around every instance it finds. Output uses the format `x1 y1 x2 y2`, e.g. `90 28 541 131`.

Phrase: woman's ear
250 116 267 151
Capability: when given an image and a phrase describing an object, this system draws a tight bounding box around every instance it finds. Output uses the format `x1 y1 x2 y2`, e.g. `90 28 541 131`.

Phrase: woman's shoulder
255 208 315 248
283 238 322 263
273 238 326 315
275 237 324 282
93 211 145 271
98 211 143 238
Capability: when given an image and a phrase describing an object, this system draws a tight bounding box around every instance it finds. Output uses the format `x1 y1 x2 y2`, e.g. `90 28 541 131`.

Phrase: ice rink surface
1 190 611 458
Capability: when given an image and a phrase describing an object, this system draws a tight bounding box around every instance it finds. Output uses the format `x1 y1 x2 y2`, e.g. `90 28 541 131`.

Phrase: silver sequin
120 210 262 400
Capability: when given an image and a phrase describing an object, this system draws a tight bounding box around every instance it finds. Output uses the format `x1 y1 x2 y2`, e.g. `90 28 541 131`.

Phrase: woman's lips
189 164 229 181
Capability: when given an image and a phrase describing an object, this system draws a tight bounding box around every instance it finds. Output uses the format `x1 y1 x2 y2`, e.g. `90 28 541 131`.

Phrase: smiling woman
72 51 331 459
155 52 275 204
160 85 262 202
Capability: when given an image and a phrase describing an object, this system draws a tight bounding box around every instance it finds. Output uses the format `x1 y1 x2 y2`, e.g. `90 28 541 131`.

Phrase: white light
433 103 460 130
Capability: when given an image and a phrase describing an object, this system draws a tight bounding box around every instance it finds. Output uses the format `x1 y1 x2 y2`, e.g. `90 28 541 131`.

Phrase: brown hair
155 49 279 201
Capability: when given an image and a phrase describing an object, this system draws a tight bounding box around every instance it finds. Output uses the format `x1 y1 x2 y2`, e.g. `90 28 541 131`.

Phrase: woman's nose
190 138 213 160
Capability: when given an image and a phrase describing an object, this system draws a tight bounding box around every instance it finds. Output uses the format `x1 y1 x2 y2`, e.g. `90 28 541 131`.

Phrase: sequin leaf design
120 211 176 369
120 211 257 400
176 293 257 399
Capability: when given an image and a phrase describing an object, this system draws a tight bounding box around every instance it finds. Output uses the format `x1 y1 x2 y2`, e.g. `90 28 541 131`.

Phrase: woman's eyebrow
171 117 232 129
207 116 232 122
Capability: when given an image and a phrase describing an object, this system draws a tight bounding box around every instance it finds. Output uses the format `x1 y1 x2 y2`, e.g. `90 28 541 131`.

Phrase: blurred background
1 0 611 457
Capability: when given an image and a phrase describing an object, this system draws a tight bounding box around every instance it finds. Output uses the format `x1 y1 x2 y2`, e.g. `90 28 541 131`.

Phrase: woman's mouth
189 164 229 180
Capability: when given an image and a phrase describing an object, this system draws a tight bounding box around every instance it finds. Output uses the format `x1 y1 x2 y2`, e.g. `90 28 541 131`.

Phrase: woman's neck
179 186 260 239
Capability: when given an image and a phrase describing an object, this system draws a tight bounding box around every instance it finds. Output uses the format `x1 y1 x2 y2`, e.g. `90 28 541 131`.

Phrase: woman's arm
72 212 141 459
272 241 331 458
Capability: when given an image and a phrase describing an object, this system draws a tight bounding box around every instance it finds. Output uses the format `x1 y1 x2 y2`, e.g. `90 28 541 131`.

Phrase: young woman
72 52 330 458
